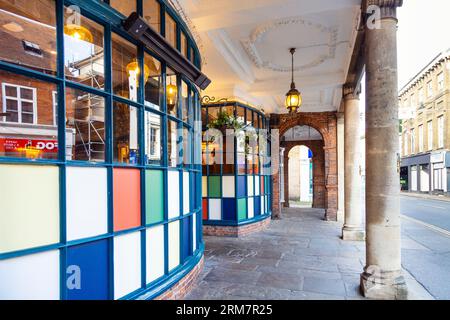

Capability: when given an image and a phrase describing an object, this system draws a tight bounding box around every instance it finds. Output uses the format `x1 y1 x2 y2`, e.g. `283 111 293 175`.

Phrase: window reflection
0 70 57 159
64 9 104 89
110 0 136 17
143 0 161 33
181 32 188 57
144 53 161 110
167 120 180 167
183 126 191 166
145 110 162 165
166 68 178 116
0 0 57 74
165 13 176 48
181 81 188 123
112 34 138 102
65 88 105 162
113 101 139 164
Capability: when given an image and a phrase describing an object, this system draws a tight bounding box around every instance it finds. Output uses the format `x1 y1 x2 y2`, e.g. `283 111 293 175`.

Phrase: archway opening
281 125 325 210
288 145 313 208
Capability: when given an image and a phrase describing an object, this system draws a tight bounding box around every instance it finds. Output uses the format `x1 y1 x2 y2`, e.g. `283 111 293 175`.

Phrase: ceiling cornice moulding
241 16 339 72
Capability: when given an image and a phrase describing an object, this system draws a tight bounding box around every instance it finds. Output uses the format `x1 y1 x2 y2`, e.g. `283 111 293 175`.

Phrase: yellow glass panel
0 165 59 253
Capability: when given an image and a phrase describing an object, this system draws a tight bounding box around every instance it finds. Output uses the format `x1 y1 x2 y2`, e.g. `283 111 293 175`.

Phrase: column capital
364 0 403 20
343 84 361 100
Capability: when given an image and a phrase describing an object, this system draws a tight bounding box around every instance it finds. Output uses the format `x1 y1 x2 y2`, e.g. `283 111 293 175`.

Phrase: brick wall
270 112 338 221
0 70 56 126
203 216 271 237
154 256 205 300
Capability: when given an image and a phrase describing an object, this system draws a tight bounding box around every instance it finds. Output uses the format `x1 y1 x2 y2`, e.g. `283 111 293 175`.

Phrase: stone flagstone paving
185 208 367 300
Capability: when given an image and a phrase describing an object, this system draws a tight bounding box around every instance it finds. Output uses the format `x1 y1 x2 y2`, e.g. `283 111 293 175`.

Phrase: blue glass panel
223 198 237 221
254 196 261 216
237 176 246 198
66 239 109 300
182 218 191 261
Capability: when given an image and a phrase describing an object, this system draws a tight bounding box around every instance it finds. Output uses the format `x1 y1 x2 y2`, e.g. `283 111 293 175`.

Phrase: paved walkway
186 208 367 300
186 207 433 300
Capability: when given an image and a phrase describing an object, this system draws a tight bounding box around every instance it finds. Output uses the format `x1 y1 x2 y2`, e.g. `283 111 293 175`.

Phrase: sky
360 0 450 115
397 0 450 88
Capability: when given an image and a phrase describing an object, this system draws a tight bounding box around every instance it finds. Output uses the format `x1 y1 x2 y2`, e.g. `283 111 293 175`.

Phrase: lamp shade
285 86 302 113
166 83 178 111
64 24 94 43
126 59 150 85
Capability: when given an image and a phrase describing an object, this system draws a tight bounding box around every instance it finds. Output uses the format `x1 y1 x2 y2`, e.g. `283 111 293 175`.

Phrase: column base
360 268 408 300
342 225 365 241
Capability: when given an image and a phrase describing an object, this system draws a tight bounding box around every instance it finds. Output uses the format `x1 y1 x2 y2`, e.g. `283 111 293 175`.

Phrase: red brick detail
154 256 205 300
203 216 271 237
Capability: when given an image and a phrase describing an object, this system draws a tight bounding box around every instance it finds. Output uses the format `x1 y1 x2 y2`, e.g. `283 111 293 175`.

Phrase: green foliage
207 111 243 130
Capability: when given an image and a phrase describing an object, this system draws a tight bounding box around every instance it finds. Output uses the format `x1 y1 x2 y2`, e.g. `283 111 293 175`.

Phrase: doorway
288 145 313 208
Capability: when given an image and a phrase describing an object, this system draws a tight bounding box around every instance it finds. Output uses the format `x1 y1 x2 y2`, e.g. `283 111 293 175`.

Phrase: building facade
0 0 415 300
400 49 450 195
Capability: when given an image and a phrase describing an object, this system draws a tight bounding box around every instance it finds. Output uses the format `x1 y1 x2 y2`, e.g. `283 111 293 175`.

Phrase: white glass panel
209 199 221 220
183 172 190 215
66 167 108 241
247 176 254 196
248 197 254 219
0 250 59 300
168 221 180 271
222 176 235 198
167 170 180 219
114 232 141 299
146 225 165 283
255 176 260 196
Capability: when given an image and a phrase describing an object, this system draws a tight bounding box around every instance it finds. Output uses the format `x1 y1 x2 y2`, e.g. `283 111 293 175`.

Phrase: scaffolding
68 52 105 161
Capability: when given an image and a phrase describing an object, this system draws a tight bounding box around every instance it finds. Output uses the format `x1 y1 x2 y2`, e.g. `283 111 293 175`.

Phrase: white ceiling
283 125 323 141
177 0 361 113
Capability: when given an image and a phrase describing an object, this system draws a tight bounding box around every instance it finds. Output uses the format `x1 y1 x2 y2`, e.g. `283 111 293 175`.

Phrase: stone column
361 0 407 299
283 153 290 207
342 87 365 241
337 113 345 222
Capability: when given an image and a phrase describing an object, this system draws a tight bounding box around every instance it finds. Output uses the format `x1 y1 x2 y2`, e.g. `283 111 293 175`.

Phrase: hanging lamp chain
290 48 296 88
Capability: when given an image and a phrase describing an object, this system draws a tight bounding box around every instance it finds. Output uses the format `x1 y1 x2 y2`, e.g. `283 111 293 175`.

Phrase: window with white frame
410 128 415 154
410 93 415 108
1 83 36 124
438 116 444 148
418 124 424 152
418 88 424 105
404 132 408 155
427 121 433 150
437 72 444 91
427 80 433 98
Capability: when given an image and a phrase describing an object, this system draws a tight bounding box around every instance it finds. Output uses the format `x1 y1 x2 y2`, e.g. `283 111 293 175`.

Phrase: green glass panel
237 198 247 221
146 170 164 224
208 176 221 198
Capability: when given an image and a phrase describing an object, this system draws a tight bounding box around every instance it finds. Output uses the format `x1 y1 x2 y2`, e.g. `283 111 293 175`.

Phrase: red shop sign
0 138 58 153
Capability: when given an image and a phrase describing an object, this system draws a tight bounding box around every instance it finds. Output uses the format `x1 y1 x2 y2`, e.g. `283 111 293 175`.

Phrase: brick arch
271 112 338 221
282 140 326 210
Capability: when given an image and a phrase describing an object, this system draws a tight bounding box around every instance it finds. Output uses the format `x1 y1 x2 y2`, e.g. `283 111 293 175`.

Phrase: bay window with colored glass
201 102 271 227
